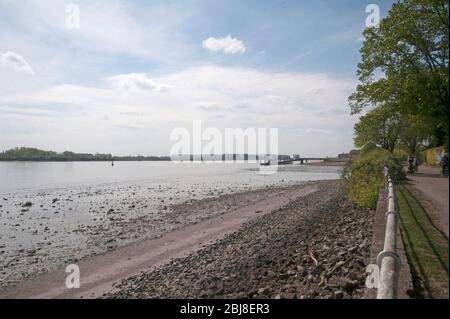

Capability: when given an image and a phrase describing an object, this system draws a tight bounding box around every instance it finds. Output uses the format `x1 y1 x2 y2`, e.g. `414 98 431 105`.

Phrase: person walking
440 153 449 176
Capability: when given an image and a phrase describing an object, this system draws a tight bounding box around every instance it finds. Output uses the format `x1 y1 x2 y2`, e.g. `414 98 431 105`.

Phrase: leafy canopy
349 0 449 146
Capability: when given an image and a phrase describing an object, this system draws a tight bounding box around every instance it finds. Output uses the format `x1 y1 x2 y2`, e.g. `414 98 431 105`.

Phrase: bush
385 156 405 181
342 149 404 209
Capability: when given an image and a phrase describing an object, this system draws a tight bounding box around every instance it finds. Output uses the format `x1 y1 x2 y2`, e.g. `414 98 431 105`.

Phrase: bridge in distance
277 157 328 165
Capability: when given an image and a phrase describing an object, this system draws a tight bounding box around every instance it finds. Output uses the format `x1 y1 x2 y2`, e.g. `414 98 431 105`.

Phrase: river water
0 161 340 194
0 161 341 286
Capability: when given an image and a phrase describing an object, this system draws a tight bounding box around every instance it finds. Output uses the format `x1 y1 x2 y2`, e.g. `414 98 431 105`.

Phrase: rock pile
107 180 374 299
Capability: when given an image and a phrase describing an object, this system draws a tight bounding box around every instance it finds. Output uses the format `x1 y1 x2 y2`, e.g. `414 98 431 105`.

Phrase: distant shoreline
0 159 170 162
0 159 349 166
0 147 349 163
0 147 171 162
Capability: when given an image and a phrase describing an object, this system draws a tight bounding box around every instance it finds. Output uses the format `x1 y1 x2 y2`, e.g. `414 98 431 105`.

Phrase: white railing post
376 168 401 299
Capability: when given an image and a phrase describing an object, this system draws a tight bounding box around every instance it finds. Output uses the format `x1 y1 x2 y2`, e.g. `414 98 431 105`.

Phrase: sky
0 0 395 157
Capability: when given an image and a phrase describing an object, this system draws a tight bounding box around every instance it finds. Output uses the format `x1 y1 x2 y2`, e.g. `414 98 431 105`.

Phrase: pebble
105 181 375 299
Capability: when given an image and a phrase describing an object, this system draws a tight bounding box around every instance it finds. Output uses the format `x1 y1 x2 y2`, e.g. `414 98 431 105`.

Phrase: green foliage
399 114 432 154
0 147 170 161
354 104 434 155
349 0 449 147
0 147 113 161
342 149 388 208
346 0 448 208
0 147 59 160
354 104 402 153
385 155 406 181
342 149 405 208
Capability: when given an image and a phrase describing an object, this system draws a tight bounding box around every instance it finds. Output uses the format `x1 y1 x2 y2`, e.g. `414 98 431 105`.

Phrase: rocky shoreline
106 180 375 299
0 176 334 289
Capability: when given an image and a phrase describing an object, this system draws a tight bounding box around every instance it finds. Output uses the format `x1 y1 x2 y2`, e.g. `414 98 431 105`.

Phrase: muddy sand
1 180 374 299
1 182 318 298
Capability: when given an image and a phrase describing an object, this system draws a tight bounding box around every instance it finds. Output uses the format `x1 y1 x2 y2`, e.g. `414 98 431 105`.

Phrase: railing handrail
376 167 401 299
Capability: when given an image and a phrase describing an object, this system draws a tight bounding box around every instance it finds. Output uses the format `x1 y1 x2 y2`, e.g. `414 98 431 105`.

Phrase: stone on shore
105 180 375 299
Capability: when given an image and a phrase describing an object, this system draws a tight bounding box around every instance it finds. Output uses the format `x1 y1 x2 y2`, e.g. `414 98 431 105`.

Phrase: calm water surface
0 161 341 194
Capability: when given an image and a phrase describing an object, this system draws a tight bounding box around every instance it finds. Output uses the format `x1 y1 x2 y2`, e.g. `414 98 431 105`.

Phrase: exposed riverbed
0 162 341 288
107 180 375 299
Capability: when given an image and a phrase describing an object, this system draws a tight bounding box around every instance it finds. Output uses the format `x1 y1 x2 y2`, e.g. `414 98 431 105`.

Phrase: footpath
407 165 449 238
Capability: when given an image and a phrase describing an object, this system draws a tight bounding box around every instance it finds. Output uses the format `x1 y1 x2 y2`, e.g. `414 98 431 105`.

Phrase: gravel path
106 180 375 299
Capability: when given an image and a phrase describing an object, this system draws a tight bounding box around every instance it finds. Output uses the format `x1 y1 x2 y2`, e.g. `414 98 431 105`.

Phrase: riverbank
0 179 375 299
0 162 341 289
106 180 374 299
0 182 315 296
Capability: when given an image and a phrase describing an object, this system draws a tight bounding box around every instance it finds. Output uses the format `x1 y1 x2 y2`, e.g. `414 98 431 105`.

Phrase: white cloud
0 0 194 64
202 35 246 54
0 51 34 75
108 73 170 92
0 65 357 156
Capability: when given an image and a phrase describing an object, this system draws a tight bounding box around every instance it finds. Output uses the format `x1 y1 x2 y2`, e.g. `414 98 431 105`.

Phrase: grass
396 184 449 299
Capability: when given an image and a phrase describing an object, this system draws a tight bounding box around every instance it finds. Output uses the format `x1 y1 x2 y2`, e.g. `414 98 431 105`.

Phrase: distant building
278 155 291 161
338 153 350 159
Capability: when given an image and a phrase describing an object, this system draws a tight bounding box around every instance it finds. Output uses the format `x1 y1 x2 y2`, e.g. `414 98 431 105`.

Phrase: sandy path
0 184 317 299
407 165 449 238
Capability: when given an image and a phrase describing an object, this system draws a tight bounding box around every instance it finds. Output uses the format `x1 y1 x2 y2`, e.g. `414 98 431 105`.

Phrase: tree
349 0 449 146
354 105 402 153
399 114 431 154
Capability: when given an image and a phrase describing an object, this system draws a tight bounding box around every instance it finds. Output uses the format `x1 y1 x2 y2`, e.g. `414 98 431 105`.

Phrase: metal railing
376 167 401 299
